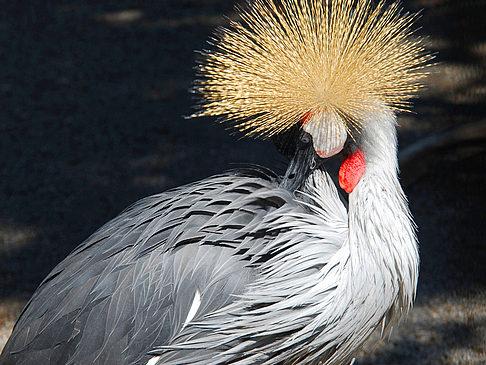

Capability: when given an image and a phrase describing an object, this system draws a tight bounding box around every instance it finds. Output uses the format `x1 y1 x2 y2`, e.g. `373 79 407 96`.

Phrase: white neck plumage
347 108 419 331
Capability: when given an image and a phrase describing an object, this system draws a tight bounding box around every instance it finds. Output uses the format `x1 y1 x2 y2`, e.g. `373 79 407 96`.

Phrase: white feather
183 289 201 329
146 356 160 365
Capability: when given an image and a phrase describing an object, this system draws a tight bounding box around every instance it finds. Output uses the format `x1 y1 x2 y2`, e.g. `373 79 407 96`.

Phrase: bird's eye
300 132 312 145
343 138 359 156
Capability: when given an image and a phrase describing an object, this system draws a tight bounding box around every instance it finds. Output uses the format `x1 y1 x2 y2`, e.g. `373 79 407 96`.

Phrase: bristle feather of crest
192 0 432 137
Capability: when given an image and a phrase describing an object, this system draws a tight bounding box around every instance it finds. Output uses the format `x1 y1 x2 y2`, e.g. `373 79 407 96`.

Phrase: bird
0 0 431 364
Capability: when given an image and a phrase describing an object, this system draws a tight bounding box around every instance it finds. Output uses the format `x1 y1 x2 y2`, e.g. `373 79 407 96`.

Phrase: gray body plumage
0 113 419 365
0 168 293 364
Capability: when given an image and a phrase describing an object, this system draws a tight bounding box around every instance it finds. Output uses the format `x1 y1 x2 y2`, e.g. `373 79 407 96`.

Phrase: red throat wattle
339 149 366 194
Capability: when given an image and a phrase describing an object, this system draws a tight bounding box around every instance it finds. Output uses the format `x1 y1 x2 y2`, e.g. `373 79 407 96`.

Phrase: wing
0 169 299 365
150 169 349 365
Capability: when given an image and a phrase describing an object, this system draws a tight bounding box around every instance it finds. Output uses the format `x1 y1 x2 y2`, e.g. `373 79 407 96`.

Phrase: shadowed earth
0 0 485 363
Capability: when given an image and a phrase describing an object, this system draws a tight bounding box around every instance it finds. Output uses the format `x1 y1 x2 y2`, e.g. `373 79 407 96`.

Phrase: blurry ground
0 0 485 363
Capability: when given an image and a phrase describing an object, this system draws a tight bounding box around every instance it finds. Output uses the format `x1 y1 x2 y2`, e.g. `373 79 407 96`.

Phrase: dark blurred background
0 1 485 363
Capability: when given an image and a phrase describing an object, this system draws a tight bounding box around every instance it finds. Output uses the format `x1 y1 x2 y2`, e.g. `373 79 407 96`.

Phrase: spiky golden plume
192 0 431 137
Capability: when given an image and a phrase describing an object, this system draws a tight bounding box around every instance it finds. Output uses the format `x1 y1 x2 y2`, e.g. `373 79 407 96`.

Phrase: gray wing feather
151 169 348 365
1 167 347 365
0 170 295 365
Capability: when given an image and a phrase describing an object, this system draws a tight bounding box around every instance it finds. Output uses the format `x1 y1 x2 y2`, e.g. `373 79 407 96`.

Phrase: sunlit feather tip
191 0 432 137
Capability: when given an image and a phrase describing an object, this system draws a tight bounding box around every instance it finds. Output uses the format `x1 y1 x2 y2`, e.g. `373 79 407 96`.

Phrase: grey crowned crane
0 0 431 364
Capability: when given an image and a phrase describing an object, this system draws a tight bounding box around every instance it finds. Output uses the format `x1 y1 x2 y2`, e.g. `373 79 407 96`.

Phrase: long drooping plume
192 0 431 136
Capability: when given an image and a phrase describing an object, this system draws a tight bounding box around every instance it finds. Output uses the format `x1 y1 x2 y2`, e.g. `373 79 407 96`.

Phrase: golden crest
192 0 432 137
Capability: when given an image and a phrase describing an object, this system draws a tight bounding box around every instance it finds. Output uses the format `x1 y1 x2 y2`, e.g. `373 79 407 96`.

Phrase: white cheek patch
303 111 347 158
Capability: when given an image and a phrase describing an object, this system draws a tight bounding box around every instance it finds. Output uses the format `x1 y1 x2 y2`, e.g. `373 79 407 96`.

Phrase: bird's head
192 0 431 193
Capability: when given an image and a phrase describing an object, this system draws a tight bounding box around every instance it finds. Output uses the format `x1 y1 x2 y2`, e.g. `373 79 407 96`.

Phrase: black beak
280 130 324 192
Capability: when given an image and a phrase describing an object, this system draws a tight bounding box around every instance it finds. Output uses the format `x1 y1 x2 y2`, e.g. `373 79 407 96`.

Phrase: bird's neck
347 110 419 326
